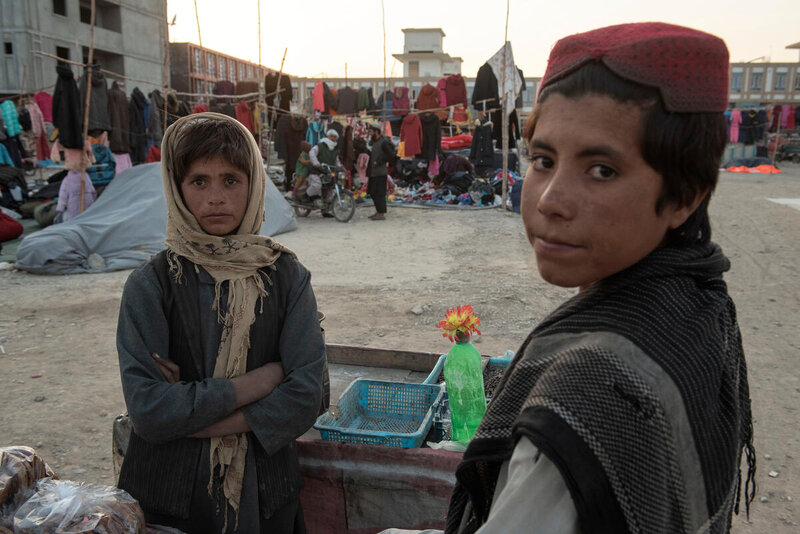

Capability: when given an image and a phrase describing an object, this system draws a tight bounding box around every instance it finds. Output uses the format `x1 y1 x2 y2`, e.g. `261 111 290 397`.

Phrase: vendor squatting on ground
114 21 755 534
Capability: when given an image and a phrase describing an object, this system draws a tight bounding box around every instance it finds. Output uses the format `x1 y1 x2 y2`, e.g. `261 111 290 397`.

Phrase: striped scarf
446 244 755 534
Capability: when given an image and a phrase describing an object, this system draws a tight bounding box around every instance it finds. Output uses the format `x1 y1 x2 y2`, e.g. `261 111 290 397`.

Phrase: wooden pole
163 2 170 130
257 0 263 151
501 0 511 210
265 48 287 176
381 0 387 125
79 0 96 214
190 0 203 124
193 0 203 48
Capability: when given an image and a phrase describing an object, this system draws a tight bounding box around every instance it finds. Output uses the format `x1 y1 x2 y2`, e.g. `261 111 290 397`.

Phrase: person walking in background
366 124 396 221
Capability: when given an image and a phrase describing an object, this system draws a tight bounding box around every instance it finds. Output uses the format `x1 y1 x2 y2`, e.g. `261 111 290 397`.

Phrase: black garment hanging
52 62 83 149
129 87 147 164
515 68 526 109
754 109 767 142
80 66 112 132
472 63 500 111
470 123 494 169
336 87 358 115
740 110 757 145
419 113 441 162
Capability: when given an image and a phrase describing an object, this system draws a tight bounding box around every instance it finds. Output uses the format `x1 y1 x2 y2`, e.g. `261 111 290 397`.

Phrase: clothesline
34 51 163 89
0 83 56 104
171 86 286 100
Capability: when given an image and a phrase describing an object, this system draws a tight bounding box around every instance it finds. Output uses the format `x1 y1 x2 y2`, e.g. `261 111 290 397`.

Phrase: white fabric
377 437 578 534
476 437 579 534
486 42 523 113
309 144 321 167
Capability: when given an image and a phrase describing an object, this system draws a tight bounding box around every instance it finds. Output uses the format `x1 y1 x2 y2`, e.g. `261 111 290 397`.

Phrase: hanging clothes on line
235 100 255 133
147 89 165 148
416 83 447 120
312 81 326 113
357 87 376 112
400 113 423 157
80 67 112 132
108 81 130 156
24 100 49 162
336 86 358 115
53 62 83 149
393 87 410 117
306 119 325 146
729 108 741 142
128 87 147 165
419 113 441 162
34 92 53 123
445 74 467 107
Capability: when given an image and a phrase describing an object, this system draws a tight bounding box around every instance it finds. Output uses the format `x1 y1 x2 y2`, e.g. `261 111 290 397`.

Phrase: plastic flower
437 305 481 342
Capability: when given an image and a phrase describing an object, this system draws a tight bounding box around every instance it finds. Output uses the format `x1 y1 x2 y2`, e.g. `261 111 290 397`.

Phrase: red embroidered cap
539 22 730 112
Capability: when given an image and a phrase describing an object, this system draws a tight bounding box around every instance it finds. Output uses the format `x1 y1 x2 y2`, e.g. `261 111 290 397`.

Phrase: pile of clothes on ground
380 144 521 208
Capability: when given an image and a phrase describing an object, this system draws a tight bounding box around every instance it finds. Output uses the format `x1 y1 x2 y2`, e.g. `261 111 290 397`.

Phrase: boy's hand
152 353 180 383
230 361 285 407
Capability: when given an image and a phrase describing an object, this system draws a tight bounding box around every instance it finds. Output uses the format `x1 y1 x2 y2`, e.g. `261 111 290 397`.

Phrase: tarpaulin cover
726 165 781 174
14 163 296 274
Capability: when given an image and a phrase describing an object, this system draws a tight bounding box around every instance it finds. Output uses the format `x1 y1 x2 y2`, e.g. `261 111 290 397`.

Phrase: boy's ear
666 188 709 230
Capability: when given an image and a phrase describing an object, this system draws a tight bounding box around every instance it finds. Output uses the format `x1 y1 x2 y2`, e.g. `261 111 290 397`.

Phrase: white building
728 41 800 105
0 0 166 96
392 28 462 79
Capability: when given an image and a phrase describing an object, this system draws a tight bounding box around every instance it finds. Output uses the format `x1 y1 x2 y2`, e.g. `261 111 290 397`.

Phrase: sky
167 0 799 79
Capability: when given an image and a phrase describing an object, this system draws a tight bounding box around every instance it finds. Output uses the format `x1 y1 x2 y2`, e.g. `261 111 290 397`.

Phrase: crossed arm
152 353 285 437
117 261 325 450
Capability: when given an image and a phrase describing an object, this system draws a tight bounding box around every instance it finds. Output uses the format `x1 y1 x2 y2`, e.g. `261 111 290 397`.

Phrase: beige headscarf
161 112 294 524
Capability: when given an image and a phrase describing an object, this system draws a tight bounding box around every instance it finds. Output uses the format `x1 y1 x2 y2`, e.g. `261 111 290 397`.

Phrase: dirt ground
1 165 799 532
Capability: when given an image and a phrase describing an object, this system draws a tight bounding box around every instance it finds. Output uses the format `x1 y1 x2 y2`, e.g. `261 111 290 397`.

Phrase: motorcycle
288 163 356 222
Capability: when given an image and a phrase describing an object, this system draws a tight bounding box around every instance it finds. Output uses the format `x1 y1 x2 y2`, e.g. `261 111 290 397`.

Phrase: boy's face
180 156 250 236
521 94 692 289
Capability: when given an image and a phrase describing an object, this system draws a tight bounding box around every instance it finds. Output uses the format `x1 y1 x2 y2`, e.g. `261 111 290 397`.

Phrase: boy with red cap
445 22 755 534
384 22 755 534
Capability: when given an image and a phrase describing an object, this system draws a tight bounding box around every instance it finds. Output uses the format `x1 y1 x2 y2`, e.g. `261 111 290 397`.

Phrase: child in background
292 141 311 198
56 170 96 221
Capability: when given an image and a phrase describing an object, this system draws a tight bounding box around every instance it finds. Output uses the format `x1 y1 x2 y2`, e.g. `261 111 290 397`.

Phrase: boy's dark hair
524 62 727 247
171 118 253 185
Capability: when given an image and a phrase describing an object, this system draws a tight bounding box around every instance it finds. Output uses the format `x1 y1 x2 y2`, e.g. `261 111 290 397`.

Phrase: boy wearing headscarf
116 113 325 533
383 22 755 534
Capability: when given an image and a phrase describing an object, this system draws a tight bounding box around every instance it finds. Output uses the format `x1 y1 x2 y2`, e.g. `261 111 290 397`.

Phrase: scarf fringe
166 251 184 284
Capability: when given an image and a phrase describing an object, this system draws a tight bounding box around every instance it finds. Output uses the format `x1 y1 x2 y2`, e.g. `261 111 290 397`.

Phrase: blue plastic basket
314 379 445 448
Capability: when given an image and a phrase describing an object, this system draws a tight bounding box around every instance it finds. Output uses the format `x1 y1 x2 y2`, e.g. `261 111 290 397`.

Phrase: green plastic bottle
443 334 486 442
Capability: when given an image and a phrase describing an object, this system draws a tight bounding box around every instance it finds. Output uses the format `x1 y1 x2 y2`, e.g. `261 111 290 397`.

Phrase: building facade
0 0 166 97
728 41 800 105
392 28 462 79
169 42 269 95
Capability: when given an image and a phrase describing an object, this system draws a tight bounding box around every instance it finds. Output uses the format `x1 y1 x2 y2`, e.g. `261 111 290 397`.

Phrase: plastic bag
13 478 145 534
0 447 56 527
